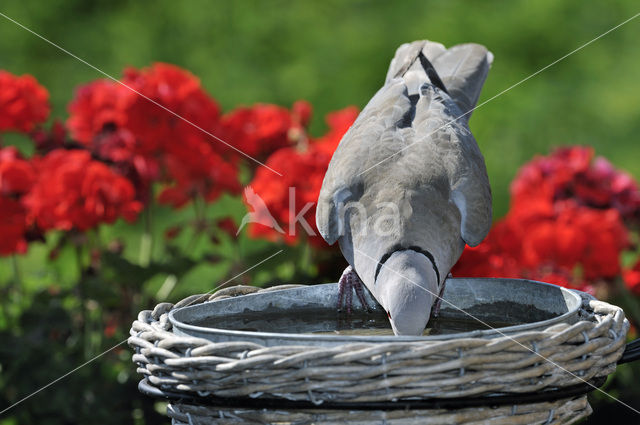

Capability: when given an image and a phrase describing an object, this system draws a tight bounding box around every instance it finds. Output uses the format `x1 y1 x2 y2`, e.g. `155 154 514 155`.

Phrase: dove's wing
316 79 411 245
410 87 492 247
448 131 492 246
384 41 493 245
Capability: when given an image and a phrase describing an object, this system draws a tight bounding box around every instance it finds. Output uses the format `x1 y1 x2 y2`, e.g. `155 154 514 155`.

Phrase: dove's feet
432 273 451 318
337 266 370 314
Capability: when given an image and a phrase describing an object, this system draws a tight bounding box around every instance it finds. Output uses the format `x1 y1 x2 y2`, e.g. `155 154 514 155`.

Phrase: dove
316 40 493 335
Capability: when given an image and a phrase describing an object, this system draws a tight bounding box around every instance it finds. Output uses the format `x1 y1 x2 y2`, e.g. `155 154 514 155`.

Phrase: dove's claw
432 274 450 318
337 265 369 314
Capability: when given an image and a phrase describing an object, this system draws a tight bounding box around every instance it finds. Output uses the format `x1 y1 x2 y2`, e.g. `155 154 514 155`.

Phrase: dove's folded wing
316 80 412 245
449 131 492 247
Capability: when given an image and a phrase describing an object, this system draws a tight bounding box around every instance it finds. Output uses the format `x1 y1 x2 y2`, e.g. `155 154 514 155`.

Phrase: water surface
193 309 516 336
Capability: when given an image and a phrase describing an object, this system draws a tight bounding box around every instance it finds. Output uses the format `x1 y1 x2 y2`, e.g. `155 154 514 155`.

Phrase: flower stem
139 199 153 267
186 195 205 252
298 233 315 279
75 243 85 279
75 243 90 357
11 255 21 287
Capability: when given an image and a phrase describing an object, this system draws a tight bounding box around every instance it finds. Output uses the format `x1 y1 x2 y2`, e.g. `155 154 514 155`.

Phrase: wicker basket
129 283 629 424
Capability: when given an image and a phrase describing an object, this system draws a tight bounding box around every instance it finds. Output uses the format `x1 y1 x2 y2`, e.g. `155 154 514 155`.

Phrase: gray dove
316 40 493 335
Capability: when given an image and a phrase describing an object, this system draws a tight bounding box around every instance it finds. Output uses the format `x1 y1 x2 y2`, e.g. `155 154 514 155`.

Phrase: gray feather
433 43 493 120
385 41 446 83
385 41 493 122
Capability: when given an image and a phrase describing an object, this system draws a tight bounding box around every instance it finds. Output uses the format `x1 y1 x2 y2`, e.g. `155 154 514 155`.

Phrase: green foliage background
1 0 639 424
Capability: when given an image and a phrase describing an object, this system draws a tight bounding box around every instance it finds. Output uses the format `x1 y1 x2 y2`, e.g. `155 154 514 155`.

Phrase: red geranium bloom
0 71 50 132
216 217 238 238
291 100 313 129
122 63 221 156
66 78 152 167
623 260 640 295
220 103 295 160
0 197 28 255
24 149 142 231
517 201 628 280
454 146 632 291
312 106 359 154
455 200 628 288
164 225 182 240
31 120 67 153
511 146 640 224
67 79 161 202
67 79 133 145
0 146 36 196
248 147 333 246
0 147 35 256
157 142 241 208
66 64 235 207
245 106 358 246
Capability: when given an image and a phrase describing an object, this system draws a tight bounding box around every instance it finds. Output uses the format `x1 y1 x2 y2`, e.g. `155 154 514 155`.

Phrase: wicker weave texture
167 396 591 425
129 285 627 404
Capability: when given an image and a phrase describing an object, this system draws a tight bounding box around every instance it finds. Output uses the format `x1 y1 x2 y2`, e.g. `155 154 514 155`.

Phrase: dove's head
375 250 439 336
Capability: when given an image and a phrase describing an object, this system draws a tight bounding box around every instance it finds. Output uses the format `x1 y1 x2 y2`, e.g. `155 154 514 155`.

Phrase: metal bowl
169 278 582 347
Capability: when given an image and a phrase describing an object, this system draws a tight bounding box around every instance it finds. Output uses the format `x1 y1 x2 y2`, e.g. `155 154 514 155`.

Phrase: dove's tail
386 40 493 121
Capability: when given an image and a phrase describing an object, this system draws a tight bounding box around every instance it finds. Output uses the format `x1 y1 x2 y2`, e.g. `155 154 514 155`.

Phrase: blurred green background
1 0 640 424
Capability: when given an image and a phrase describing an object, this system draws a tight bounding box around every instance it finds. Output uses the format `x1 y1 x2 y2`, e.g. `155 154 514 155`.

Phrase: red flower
157 142 241 208
0 71 50 132
511 146 640 224
67 79 133 145
0 197 28 255
219 103 295 159
623 260 640 295
122 63 231 205
24 149 142 231
245 106 358 246
66 64 239 207
454 146 632 291
66 79 162 202
164 226 182 240
0 147 35 255
312 106 359 154
292 100 313 129
248 147 331 245
455 200 627 288
0 146 36 196
66 78 156 173
451 221 522 280
31 120 67 153
122 63 221 156
216 217 238 238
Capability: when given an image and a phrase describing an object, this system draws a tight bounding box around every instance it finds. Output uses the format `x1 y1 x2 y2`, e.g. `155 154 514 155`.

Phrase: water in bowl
192 308 515 336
